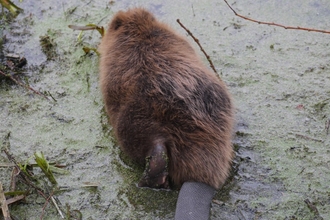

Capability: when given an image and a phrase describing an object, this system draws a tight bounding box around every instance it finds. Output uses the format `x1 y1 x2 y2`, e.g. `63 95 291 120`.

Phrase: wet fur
99 8 234 189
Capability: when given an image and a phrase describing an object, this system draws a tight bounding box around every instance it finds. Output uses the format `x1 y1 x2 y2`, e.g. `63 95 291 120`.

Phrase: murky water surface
1 0 330 219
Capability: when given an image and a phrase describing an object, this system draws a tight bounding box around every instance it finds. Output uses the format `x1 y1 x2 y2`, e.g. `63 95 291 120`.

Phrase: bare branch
223 0 330 34
176 19 220 78
0 70 51 101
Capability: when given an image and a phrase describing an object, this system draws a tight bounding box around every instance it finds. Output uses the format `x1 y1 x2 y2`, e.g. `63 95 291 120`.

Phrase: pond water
1 0 330 219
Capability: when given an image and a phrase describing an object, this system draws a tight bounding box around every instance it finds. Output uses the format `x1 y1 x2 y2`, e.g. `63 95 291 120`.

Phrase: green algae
1 0 330 219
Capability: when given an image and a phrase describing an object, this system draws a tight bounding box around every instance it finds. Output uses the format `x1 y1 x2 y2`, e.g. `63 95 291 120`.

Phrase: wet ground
1 0 330 219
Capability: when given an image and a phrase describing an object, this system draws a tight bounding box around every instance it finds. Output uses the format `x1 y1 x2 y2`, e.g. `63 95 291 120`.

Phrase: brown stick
6 195 25 205
0 182 12 220
0 70 51 101
223 0 330 34
40 191 64 219
176 19 219 77
40 191 54 220
10 167 19 192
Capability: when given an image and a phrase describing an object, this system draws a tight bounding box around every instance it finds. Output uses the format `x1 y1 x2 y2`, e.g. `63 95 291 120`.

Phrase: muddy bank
1 0 330 219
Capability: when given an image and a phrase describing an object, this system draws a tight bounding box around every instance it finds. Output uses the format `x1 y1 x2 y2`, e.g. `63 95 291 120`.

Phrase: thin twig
191 4 195 17
40 192 53 220
304 199 322 218
0 70 51 101
292 133 324 143
0 163 15 167
223 0 330 34
176 19 220 77
39 188 64 219
51 196 64 219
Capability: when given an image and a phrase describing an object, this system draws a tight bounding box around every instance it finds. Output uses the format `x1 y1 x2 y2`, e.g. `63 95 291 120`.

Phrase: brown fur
99 8 234 189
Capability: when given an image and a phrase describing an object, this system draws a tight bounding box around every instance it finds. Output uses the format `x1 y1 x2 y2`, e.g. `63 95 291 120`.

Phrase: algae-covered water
1 0 330 219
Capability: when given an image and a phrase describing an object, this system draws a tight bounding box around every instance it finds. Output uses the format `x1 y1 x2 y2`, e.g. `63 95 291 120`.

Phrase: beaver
99 8 234 218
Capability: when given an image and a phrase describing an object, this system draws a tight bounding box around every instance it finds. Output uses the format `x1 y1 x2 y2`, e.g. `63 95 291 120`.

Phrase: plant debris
0 146 73 219
0 0 23 17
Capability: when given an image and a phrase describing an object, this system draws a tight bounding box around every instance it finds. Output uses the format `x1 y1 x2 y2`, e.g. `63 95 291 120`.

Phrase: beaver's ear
109 11 126 30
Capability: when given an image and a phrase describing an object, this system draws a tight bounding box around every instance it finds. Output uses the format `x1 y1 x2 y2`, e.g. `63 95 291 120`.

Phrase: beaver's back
99 8 234 189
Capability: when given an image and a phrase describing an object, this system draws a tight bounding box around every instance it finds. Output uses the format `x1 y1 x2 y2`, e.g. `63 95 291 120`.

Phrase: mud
0 0 329 219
